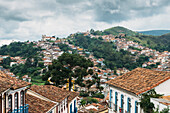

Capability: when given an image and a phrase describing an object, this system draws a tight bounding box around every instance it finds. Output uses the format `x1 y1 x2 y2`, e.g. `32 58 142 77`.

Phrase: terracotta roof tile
30 85 70 103
26 94 56 113
0 71 31 93
106 68 170 95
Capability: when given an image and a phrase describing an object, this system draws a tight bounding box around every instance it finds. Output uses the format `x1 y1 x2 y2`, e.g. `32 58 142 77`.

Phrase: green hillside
103 26 139 36
127 33 170 52
0 42 41 58
72 34 148 70
99 26 170 52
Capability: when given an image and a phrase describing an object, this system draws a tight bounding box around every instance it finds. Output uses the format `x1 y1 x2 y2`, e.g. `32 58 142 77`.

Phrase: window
109 89 112 108
21 91 24 106
61 102 63 112
64 100 65 110
14 93 18 110
135 101 138 113
74 100 76 113
127 98 131 113
3 94 6 113
120 94 124 113
8 95 12 112
115 92 118 111
70 104 72 113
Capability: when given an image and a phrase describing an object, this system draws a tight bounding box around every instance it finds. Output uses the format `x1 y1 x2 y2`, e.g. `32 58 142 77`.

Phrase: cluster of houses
79 32 170 72
0 67 169 113
0 66 32 83
30 36 127 92
0 55 26 67
0 33 169 113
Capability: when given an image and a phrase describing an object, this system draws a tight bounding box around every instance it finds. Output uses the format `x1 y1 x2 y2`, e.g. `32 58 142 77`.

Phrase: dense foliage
103 26 139 36
1 57 14 69
91 26 170 52
0 42 41 57
10 57 44 77
128 33 170 52
58 43 71 52
90 26 139 36
72 34 148 70
43 53 93 90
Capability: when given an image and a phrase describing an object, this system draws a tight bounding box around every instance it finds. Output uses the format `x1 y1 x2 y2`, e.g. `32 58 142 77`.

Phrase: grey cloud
0 5 29 22
90 0 170 23
56 0 87 5
0 0 170 41
53 0 170 23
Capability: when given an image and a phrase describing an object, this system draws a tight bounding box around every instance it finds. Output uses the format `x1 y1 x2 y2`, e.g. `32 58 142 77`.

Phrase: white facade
108 79 170 113
0 86 28 113
154 79 170 96
68 97 78 113
58 98 68 113
151 98 170 112
109 86 141 113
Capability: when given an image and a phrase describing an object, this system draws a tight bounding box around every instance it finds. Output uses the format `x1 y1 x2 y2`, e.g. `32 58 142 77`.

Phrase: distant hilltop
138 30 170 36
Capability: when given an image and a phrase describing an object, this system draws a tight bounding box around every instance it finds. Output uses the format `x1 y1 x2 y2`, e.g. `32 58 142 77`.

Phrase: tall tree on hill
43 53 93 91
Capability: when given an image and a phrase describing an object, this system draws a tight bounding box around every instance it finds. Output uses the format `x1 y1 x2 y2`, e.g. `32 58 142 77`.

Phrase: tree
160 108 169 113
43 53 93 91
140 89 163 113
86 80 95 92
80 99 86 106
90 29 95 34
2 57 13 68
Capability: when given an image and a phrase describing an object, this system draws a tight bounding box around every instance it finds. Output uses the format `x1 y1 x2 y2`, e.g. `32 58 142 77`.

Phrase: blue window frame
135 101 138 113
70 104 72 113
121 94 124 113
109 89 112 107
115 92 118 111
74 100 76 113
127 98 131 113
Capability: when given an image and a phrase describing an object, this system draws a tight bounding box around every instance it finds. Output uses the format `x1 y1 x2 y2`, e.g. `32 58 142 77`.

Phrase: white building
27 85 79 113
151 96 170 112
106 68 170 113
0 71 31 113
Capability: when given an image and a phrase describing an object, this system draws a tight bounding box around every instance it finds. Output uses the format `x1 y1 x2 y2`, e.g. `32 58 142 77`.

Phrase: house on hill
42 35 56 41
106 68 170 113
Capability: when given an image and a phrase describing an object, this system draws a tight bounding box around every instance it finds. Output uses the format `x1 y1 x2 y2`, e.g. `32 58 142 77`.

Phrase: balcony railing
8 104 29 113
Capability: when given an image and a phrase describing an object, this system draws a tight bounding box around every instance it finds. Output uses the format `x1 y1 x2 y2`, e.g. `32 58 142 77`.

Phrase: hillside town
0 33 169 113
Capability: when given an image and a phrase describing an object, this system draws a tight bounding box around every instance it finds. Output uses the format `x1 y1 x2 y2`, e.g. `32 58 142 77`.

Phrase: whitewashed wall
155 79 170 96
109 86 142 113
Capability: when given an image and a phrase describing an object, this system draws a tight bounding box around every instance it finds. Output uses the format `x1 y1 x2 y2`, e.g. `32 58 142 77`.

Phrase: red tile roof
30 85 70 103
0 71 31 93
106 68 170 95
26 94 56 113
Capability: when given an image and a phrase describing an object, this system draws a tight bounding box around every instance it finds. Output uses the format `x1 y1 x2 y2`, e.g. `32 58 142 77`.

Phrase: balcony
8 104 29 113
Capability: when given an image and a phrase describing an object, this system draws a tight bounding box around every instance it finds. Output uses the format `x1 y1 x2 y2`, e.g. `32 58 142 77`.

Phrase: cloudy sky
0 0 170 42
